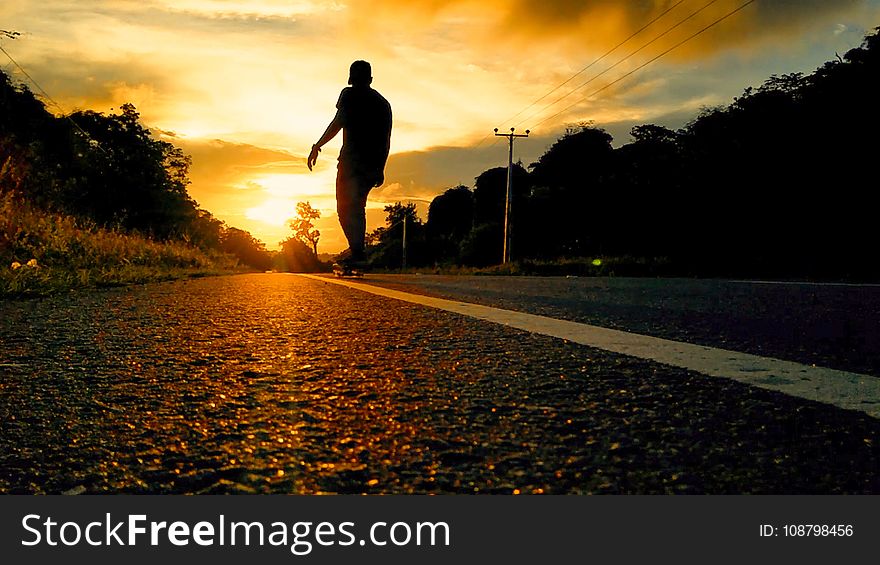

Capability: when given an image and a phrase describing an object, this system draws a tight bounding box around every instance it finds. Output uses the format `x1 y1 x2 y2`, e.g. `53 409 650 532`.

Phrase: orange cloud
347 0 870 59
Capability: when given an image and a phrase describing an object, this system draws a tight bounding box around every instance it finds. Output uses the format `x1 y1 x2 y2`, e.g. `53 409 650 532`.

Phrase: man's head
348 60 372 86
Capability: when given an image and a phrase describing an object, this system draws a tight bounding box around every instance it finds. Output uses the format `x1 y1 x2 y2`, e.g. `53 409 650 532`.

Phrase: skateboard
332 262 364 278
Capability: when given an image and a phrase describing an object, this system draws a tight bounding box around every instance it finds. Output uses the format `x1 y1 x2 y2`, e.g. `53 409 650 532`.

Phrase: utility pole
494 127 529 264
401 212 407 270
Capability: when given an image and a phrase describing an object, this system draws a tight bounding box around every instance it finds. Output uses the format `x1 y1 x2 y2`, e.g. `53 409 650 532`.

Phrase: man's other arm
308 112 342 171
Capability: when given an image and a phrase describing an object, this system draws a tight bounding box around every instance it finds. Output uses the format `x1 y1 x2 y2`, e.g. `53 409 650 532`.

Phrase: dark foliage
365 202 426 268
220 228 272 271
277 237 325 273
427 185 474 263
1 70 269 271
410 27 880 280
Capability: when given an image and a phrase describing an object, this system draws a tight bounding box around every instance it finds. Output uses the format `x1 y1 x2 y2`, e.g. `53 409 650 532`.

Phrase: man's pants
336 162 376 257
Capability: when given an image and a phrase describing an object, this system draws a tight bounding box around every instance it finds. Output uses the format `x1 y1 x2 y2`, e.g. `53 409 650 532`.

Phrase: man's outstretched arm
308 113 342 171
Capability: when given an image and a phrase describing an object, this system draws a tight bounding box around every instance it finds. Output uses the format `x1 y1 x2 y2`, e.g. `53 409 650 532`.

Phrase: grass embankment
1 194 239 298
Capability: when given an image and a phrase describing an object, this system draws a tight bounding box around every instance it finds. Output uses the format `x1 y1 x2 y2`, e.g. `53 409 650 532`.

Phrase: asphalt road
1 273 878 494
363 275 880 376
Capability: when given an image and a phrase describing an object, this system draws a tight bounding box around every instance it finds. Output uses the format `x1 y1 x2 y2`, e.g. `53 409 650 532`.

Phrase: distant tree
426 185 474 263
458 222 502 266
467 164 532 262
757 72 806 96
629 124 680 145
383 201 420 229
365 226 386 247
278 237 323 273
186 208 224 249
472 165 529 227
523 126 613 258
428 186 473 237
365 202 426 268
603 124 687 257
220 227 272 270
288 201 321 255
529 126 613 192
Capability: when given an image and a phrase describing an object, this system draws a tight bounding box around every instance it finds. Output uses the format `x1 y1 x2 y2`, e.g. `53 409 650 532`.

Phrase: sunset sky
2 0 878 252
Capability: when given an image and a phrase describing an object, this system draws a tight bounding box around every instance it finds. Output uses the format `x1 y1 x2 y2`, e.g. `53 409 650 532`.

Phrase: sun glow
243 171 338 227
244 198 299 226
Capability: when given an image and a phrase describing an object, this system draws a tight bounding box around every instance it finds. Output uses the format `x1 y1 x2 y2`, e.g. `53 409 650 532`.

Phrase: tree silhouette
59 103 200 238
384 202 420 228
525 126 613 258
426 185 474 263
417 27 880 279
288 201 321 256
365 202 424 267
220 227 271 270
1 68 282 272
278 236 323 273
529 125 612 192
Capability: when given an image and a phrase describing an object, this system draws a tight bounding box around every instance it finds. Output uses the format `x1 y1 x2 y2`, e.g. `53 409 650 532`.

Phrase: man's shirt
336 85 392 174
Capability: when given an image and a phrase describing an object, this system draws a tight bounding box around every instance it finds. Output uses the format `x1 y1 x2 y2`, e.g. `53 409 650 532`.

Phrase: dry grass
1 193 239 298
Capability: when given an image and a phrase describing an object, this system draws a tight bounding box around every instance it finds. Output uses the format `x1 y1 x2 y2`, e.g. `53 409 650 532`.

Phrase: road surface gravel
1 274 877 494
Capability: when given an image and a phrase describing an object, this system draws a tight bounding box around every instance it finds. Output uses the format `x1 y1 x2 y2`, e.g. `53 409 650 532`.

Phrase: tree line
0 71 272 270
363 27 879 280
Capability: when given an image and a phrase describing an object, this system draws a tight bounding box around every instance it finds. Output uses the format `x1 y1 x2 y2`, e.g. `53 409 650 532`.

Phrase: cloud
384 144 519 196
12 0 868 156
334 0 880 137
347 0 871 58
5 56 171 117
180 139 304 192
151 0 336 19
172 138 325 241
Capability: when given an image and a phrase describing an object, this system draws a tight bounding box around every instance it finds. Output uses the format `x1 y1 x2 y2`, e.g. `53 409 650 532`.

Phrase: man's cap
348 60 372 85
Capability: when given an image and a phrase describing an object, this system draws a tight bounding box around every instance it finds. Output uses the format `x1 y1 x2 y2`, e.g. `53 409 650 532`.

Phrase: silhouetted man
308 60 392 266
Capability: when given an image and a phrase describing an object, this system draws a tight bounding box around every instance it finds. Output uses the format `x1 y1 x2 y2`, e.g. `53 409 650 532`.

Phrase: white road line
730 279 880 288
298 274 880 418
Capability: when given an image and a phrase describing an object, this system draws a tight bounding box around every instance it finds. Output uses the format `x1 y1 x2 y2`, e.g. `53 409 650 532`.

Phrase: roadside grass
474 256 673 277
1 193 239 298
379 256 674 277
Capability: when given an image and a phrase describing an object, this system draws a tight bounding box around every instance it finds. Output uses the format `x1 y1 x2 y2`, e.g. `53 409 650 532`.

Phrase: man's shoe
334 248 353 263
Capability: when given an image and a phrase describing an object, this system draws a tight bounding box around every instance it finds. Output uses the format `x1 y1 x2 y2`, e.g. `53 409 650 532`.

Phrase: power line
474 0 687 149
0 44 69 118
0 30 20 74
532 0 757 130
517 0 723 129
502 0 688 128
0 39 108 154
